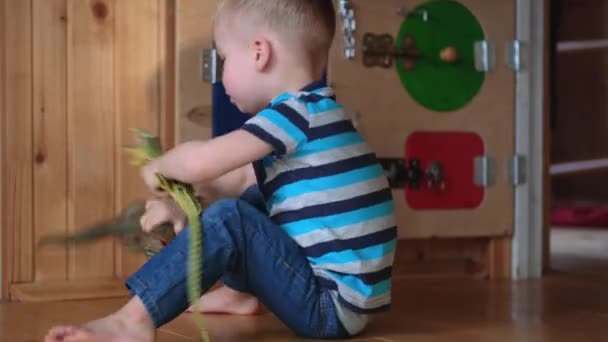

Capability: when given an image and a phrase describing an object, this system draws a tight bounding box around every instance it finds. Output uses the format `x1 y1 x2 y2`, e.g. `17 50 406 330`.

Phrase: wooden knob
440 46 459 63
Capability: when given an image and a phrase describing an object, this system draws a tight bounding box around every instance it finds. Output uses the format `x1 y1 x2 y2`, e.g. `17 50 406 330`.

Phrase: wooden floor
2 230 608 341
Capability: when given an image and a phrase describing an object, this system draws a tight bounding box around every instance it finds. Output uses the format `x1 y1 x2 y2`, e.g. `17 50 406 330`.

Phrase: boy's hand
141 160 164 195
140 197 187 234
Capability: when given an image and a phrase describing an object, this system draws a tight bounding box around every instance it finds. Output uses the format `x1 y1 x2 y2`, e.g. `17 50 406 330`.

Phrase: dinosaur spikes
124 128 163 166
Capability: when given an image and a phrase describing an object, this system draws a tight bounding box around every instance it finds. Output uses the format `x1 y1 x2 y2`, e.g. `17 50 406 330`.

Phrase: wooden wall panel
0 0 6 299
67 0 117 279
32 0 68 282
1 0 34 292
175 0 216 143
114 0 163 277
160 0 176 150
2 0 175 301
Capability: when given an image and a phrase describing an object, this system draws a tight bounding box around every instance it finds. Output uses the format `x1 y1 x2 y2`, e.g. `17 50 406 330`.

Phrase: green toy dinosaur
126 128 209 342
38 201 174 256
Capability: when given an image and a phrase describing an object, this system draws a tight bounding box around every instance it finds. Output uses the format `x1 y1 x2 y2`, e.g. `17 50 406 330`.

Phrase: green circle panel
396 0 485 112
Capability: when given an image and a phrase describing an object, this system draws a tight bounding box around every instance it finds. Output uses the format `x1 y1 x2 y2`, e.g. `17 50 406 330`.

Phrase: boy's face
214 20 268 114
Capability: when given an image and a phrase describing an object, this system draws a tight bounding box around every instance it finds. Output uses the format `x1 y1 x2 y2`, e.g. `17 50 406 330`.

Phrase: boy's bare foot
44 296 154 342
187 285 265 315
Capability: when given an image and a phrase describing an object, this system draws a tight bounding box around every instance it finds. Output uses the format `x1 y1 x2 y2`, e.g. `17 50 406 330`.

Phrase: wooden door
328 0 516 278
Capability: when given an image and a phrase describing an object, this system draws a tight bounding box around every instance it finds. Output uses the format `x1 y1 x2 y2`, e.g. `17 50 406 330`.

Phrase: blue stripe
283 201 395 236
309 239 397 265
308 120 356 141
317 277 391 314
274 188 393 225
304 226 397 258
304 98 342 114
241 125 286 155
272 103 309 135
262 155 274 167
291 132 364 158
270 93 292 105
265 153 379 196
258 108 307 145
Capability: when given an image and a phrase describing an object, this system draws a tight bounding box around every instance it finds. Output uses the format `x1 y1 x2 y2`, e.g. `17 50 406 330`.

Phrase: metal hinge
474 40 496 72
339 0 356 59
202 48 222 83
506 40 527 72
474 155 496 187
508 155 527 186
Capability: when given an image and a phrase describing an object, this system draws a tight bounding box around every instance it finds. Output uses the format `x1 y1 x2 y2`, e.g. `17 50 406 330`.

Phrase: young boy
45 0 397 341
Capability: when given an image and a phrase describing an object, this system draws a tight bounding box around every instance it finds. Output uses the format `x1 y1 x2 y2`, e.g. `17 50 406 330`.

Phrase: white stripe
311 250 396 275
282 98 309 122
313 87 335 98
313 270 392 309
309 107 350 127
293 215 396 248
264 142 371 183
270 175 389 216
248 116 297 153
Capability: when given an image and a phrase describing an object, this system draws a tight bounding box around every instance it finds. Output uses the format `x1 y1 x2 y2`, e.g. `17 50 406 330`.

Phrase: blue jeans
125 185 351 339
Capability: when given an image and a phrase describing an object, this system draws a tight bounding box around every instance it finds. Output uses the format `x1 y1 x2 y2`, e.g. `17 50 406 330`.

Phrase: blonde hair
215 0 336 61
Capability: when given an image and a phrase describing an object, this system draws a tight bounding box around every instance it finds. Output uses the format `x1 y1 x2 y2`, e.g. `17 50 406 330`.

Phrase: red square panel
405 131 484 210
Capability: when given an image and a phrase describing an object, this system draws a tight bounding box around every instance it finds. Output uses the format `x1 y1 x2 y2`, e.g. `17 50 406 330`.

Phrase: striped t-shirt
241 81 397 314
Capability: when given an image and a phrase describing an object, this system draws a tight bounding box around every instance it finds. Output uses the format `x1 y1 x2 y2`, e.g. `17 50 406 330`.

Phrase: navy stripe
252 159 267 188
308 120 356 141
351 266 393 285
317 277 391 314
300 93 335 103
241 125 286 155
272 103 309 135
265 153 378 195
304 227 397 258
320 266 393 286
273 188 393 224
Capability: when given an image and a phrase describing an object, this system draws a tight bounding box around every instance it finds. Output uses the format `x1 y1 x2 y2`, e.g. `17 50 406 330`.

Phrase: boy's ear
253 36 271 71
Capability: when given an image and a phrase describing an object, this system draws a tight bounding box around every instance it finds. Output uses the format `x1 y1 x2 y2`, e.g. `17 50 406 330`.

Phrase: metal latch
474 40 496 72
508 155 527 186
202 48 222 83
474 155 496 187
506 40 526 72
361 32 422 69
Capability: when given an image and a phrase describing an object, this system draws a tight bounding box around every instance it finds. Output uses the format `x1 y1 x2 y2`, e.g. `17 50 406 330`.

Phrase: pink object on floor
551 205 608 228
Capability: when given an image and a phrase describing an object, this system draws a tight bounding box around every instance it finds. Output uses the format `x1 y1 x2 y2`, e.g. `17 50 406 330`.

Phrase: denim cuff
125 273 163 327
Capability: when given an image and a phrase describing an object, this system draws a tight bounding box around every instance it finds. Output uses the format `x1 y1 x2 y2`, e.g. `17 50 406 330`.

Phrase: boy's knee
202 198 241 224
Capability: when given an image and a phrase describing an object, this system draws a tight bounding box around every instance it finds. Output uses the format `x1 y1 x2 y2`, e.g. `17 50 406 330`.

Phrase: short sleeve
241 102 309 156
